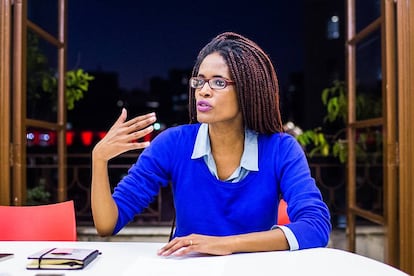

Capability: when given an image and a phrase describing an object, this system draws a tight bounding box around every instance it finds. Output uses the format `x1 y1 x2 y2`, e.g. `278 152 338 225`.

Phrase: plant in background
26 179 51 205
41 68 95 110
296 80 382 163
27 30 94 111
296 80 347 162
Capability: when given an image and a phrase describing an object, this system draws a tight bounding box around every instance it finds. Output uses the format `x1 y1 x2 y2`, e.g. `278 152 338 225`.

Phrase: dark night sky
67 1 304 91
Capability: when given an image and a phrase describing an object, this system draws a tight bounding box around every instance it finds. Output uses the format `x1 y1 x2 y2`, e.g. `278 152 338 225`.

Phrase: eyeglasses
189 77 235 90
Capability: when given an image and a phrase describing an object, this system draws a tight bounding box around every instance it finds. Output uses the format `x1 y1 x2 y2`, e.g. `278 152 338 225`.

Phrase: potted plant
295 80 382 164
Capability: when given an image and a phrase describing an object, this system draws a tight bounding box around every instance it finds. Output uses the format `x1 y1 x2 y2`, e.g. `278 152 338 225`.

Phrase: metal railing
26 152 383 228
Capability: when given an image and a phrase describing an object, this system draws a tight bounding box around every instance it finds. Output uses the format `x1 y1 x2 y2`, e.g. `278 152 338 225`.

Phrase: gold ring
190 240 193 246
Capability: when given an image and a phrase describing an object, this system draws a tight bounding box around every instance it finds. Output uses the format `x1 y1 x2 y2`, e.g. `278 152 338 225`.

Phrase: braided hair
188 32 284 134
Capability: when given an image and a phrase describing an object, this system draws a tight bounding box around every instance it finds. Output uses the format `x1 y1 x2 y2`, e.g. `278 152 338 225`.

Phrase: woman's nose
198 82 212 97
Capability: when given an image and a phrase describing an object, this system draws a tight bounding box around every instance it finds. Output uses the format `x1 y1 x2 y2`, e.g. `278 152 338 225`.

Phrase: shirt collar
191 123 258 171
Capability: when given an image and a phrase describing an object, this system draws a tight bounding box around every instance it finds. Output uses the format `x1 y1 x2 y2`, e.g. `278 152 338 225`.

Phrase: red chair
0 200 77 241
277 199 290 225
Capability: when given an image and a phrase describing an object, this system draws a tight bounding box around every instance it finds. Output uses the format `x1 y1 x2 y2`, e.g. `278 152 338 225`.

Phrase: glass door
345 0 398 266
11 0 68 205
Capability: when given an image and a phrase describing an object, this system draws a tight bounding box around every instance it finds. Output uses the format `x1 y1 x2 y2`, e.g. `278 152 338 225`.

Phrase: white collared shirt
191 123 258 182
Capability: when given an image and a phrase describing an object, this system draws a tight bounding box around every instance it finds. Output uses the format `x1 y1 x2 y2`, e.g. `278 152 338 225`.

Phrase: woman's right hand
92 108 157 162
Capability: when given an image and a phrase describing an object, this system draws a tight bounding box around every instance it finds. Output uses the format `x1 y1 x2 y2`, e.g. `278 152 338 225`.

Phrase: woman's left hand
157 234 233 256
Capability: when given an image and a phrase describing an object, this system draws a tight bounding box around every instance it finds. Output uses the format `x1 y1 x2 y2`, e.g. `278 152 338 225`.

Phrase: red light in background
143 133 152 142
46 131 56 146
27 130 111 147
81 131 94 146
66 131 75 146
97 131 107 140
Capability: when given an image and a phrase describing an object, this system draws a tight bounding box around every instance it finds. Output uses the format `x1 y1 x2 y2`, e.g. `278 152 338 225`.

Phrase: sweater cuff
271 225 299 250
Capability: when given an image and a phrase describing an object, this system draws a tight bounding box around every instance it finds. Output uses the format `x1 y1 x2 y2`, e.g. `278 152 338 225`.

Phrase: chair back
277 199 290 225
0 200 77 241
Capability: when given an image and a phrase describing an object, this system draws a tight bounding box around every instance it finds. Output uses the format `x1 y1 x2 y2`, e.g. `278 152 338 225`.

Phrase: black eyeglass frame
189 77 235 90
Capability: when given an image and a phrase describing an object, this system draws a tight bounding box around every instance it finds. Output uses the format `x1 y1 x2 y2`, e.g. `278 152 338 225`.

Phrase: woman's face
195 52 242 128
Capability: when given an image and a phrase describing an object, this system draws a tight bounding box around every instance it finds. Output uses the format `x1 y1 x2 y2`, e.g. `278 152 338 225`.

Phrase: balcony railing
26 152 383 228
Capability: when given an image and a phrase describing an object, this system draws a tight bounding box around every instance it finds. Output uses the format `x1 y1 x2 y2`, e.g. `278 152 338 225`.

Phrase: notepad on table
26 248 100 270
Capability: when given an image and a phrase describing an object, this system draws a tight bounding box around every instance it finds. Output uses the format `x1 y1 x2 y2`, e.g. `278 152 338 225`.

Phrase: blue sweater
112 124 331 249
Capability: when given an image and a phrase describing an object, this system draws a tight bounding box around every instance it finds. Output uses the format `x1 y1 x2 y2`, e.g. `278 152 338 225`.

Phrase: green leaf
321 144 330 156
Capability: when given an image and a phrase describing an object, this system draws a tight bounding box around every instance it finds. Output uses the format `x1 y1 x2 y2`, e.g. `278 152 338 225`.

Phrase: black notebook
26 248 100 270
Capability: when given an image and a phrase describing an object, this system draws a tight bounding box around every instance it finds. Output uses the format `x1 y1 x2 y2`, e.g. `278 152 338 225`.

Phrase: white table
0 241 408 276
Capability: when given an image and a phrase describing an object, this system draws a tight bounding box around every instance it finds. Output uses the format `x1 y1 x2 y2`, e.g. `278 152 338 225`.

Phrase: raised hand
92 108 157 162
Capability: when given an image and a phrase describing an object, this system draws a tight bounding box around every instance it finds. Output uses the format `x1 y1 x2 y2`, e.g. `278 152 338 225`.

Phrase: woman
91 32 331 256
